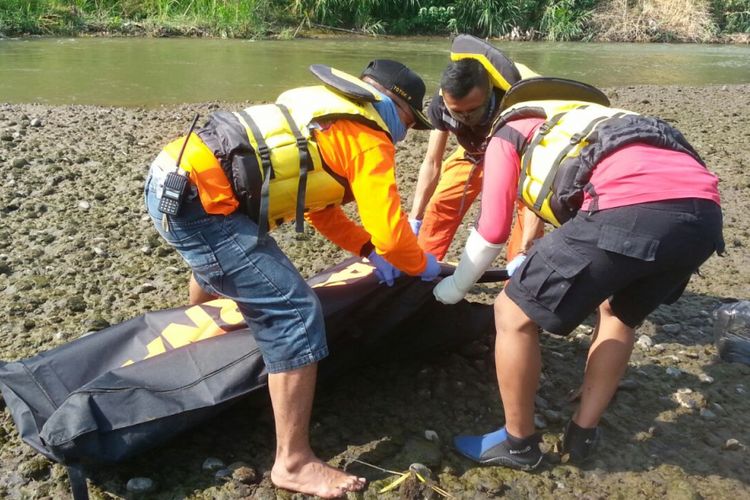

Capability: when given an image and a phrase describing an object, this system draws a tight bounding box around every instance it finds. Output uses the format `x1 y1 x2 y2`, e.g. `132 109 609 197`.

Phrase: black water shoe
562 419 601 464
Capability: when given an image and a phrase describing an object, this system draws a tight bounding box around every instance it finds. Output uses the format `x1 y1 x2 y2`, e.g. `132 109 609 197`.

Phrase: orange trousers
417 147 540 261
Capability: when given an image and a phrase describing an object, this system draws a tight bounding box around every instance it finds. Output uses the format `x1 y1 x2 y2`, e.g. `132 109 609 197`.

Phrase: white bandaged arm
433 228 503 304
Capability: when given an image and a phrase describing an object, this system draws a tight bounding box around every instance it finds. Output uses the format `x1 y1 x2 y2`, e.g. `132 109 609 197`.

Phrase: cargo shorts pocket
519 235 589 312
597 224 659 261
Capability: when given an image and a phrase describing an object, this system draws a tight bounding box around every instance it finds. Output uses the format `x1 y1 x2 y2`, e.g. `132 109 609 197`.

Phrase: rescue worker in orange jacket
408 35 544 264
145 60 440 498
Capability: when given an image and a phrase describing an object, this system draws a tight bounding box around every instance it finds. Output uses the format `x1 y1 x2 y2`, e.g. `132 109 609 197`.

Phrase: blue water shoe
453 426 543 470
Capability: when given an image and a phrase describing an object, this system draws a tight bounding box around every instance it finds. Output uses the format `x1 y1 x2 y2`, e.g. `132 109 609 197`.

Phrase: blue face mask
372 91 408 144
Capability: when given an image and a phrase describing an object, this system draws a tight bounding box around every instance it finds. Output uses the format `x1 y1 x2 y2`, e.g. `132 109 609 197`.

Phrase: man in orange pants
409 38 543 267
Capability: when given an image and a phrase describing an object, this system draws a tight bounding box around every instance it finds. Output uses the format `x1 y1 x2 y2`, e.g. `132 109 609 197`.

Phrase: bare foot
271 457 366 499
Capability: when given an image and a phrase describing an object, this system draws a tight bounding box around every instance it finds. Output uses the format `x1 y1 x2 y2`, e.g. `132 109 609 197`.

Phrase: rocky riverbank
0 84 748 498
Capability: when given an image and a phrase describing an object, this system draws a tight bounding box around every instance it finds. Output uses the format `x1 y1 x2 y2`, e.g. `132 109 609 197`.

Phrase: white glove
433 228 503 304
433 275 466 304
506 253 528 277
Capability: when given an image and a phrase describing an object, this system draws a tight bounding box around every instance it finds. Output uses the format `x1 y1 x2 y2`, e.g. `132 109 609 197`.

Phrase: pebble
699 408 717 420
666 367 682 378
542 409 563 423
214 468 232 480
723 439 741 451
618 378 639 391
92 246 108 257
574 332 591 347
736 384 746 395
698 373 714 384
12 158 28 168
126 477 155 494
662 323 681 334
652 343 666 353
636 335 653 349
424 429 440 443
672 388 706 410
202 457 224 472
535 394 549 409
30 118 43 127
66 295 87 313
409 462 432 479
231 465 258 484
78 200 91 210
135 283 156 294
534 413 547 429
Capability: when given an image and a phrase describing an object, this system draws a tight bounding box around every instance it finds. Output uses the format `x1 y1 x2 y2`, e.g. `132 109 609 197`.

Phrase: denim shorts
144 164 328 373
505 198 724 335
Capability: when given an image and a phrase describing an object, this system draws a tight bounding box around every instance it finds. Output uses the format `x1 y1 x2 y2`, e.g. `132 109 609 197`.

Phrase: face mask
372 91 408 144
447 87 495 127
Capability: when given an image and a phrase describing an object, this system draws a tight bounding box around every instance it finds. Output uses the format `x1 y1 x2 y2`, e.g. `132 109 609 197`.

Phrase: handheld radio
158 114 200 216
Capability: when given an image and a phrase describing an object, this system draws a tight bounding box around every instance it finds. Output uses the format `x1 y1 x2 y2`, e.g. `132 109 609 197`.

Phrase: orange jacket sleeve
313 119 427 275
304 206 372 256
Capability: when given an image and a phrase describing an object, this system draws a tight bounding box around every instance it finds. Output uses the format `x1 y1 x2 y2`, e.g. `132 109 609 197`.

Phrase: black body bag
0 258 498 499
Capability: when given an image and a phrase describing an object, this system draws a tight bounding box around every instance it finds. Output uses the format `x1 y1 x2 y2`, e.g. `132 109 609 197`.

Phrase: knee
494 292 537 337
598 299 616 319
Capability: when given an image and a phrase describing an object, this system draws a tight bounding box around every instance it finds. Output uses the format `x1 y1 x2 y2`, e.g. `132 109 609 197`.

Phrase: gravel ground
0 84 748 499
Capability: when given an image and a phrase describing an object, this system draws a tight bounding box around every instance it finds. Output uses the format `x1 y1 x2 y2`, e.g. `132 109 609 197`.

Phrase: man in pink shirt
434 81 724 469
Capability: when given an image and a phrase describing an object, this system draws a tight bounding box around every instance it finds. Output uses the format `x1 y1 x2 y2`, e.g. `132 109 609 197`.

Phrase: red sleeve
476 136 521 244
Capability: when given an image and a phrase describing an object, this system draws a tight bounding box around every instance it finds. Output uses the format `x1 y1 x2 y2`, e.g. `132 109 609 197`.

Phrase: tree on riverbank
0 0 748 41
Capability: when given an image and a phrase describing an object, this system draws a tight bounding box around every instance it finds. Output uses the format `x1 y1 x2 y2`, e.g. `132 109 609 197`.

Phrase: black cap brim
411 107 433 130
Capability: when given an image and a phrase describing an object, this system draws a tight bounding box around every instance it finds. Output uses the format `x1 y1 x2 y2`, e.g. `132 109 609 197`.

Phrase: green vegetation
0 0 748 40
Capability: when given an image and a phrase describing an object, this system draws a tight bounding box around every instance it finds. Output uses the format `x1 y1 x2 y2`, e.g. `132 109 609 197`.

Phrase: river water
1 37 748 106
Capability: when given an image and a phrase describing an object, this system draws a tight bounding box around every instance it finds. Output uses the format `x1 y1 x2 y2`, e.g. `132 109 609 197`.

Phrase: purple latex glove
367 250 401 286
420 253 440 282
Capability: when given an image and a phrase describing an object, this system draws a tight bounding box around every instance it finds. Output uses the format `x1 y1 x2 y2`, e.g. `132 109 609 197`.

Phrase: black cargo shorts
504 198 724 335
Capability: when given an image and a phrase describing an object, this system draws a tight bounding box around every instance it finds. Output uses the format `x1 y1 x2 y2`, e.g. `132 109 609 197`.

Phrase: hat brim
309 64 380 103
411 107 433 130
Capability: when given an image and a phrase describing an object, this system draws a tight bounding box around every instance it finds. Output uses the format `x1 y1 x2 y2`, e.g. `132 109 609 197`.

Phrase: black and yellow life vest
159 67 390 235
450 34 530 92
491 77 705 226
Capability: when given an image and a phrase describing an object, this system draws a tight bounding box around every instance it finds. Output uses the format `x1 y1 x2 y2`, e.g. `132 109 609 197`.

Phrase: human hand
506 253 528 277
433 275 465 304
367 251 401 286
420 253 440 282
408 218 423 236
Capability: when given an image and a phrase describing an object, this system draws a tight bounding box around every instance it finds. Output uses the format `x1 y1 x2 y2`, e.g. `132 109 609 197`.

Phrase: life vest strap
533 110 616 212
276 103 314 234
518 111 566 204
238 110 274 238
